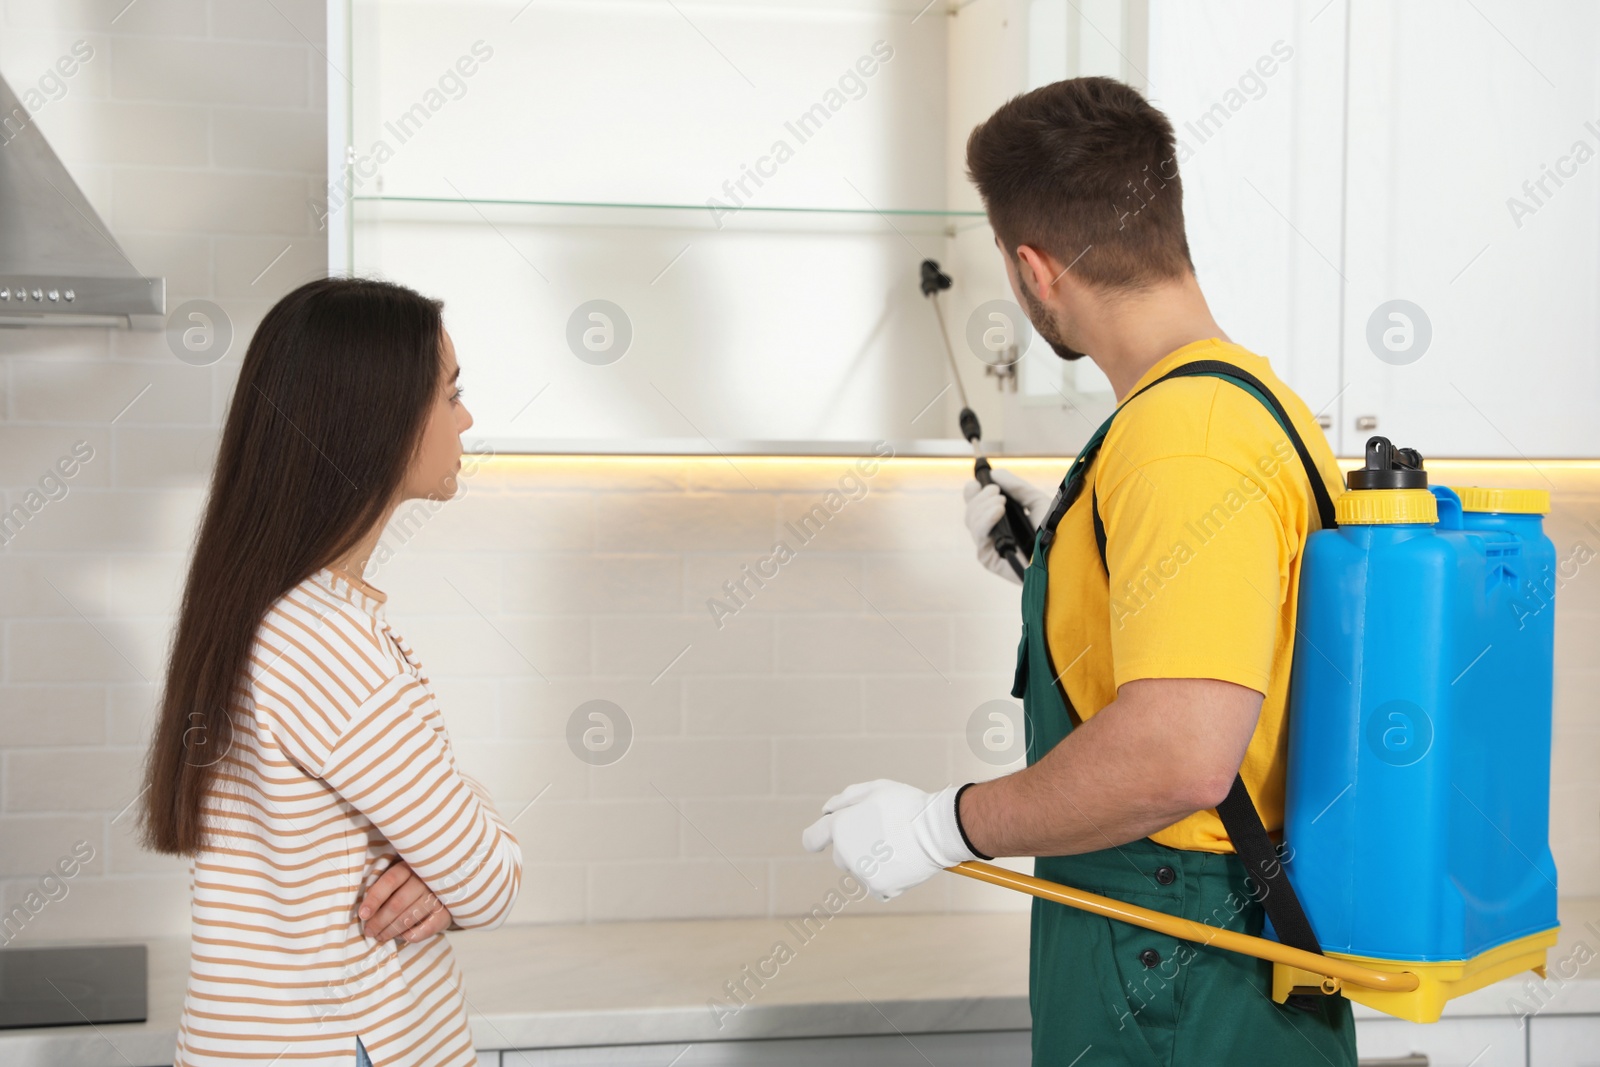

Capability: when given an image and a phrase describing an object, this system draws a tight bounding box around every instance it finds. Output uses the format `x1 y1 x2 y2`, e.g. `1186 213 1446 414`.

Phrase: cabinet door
1342 0 1600 457
1145 0 1349 434
1530 1015 1600 1065
1357 1016 1525 1067
1006 1 1350 455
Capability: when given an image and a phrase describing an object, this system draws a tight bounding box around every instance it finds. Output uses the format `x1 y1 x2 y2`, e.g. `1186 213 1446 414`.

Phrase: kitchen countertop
6 900 1599 1065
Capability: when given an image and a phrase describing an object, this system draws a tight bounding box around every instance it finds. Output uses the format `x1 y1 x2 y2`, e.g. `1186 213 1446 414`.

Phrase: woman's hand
358 860 453 943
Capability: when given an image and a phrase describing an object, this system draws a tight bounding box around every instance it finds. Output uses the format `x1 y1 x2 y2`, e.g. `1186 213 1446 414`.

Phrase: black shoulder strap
1074 359 1339 979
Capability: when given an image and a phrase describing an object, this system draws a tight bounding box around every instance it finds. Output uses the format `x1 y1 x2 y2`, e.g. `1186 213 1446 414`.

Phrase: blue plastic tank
1280 437 1558 966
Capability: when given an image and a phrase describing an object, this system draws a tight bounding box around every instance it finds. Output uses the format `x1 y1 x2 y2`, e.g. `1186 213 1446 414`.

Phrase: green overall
1010 373 1359 1067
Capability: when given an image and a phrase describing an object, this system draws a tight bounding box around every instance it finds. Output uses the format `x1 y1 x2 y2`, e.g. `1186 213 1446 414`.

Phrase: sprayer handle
973 456 1020 561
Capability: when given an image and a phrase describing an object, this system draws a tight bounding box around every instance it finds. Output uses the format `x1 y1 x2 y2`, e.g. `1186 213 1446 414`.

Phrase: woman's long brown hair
142 277 444 855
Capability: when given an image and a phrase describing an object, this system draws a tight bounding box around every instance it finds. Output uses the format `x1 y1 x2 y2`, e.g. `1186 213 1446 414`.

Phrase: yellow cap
1335 488 1438 526
1451 486 1549 515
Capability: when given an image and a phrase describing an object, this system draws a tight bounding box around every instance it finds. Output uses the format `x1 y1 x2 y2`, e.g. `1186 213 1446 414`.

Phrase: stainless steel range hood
0 71 164 328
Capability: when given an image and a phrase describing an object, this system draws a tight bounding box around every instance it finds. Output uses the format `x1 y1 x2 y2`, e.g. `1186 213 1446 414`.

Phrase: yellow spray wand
946 860 1421 996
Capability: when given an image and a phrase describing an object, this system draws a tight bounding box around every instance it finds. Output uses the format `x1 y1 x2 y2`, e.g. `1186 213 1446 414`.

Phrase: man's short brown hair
966 76 1193 292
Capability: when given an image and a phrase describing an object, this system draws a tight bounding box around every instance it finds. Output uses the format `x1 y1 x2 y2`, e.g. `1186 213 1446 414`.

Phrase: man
801 77 1356 1066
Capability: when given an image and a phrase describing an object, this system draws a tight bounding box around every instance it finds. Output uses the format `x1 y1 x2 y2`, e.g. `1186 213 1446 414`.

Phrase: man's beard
1019 277 1089 362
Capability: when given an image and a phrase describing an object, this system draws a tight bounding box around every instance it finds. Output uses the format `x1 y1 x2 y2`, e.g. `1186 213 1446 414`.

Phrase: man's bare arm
958 677 1263 859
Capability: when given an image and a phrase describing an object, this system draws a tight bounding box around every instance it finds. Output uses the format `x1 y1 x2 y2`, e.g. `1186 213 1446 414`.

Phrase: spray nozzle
920 259 953 298
959 407 982 444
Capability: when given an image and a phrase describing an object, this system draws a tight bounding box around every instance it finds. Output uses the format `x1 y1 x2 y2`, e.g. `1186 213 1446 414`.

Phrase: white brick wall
0 0 332 942
0 2 1594 947
374 456 1031 926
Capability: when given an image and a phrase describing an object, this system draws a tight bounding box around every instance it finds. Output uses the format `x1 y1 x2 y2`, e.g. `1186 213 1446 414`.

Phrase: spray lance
919 259 1037 579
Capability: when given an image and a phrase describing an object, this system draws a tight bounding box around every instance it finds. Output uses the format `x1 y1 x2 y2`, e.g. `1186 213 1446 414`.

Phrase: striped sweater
174 567 522 1066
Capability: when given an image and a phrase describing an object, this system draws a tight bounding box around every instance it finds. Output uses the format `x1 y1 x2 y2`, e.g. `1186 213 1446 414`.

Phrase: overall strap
1036 358 1339 977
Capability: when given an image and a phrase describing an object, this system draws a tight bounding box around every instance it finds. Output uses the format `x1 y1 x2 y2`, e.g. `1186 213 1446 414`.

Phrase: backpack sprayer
938 396 1560 1021
919 259 1036 580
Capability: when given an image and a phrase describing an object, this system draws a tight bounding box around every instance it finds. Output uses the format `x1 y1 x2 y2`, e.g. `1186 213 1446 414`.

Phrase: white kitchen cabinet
1356 1015 1526 1067
485 1018 1542 1066
1021 0 1600 460
998 0 1355 457
1340 0 1600 458
494 1031 1032 1065
1142 0 1600 460
1530 1015 1600 1065
330 0 1599 458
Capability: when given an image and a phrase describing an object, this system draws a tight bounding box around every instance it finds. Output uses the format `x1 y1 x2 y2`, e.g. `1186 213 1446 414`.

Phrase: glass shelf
351 195 992 236
354 195 987 219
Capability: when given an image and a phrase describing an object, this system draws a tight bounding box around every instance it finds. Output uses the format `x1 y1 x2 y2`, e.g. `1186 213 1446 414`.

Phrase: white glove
962 468 1053 585
800 779 978 902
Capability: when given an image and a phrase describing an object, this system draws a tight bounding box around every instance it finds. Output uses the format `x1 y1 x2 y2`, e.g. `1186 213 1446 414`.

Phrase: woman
141 277 522 1067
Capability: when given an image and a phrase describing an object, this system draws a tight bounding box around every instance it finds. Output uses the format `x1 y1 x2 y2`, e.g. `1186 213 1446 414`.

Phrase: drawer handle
1357 1056 1427 1066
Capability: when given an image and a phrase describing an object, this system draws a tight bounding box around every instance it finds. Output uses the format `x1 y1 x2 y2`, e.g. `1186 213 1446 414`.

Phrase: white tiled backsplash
1 2 1595 945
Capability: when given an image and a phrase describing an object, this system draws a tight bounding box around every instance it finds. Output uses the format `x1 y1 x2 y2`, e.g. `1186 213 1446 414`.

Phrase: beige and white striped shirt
174 567 522 1066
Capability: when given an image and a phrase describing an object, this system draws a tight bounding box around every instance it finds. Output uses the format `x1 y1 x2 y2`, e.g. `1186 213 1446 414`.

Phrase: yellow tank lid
1335 488 1438 526
1451 486 1549 515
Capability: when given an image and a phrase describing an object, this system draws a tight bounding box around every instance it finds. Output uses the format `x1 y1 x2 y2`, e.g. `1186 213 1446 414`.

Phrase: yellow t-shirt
1044 337 1345 854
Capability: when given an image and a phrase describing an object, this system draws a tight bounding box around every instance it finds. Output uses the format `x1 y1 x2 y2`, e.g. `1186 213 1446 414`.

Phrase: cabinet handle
1317 414 1333 430
1356 415 1379 431
1357 1056 1427 1066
